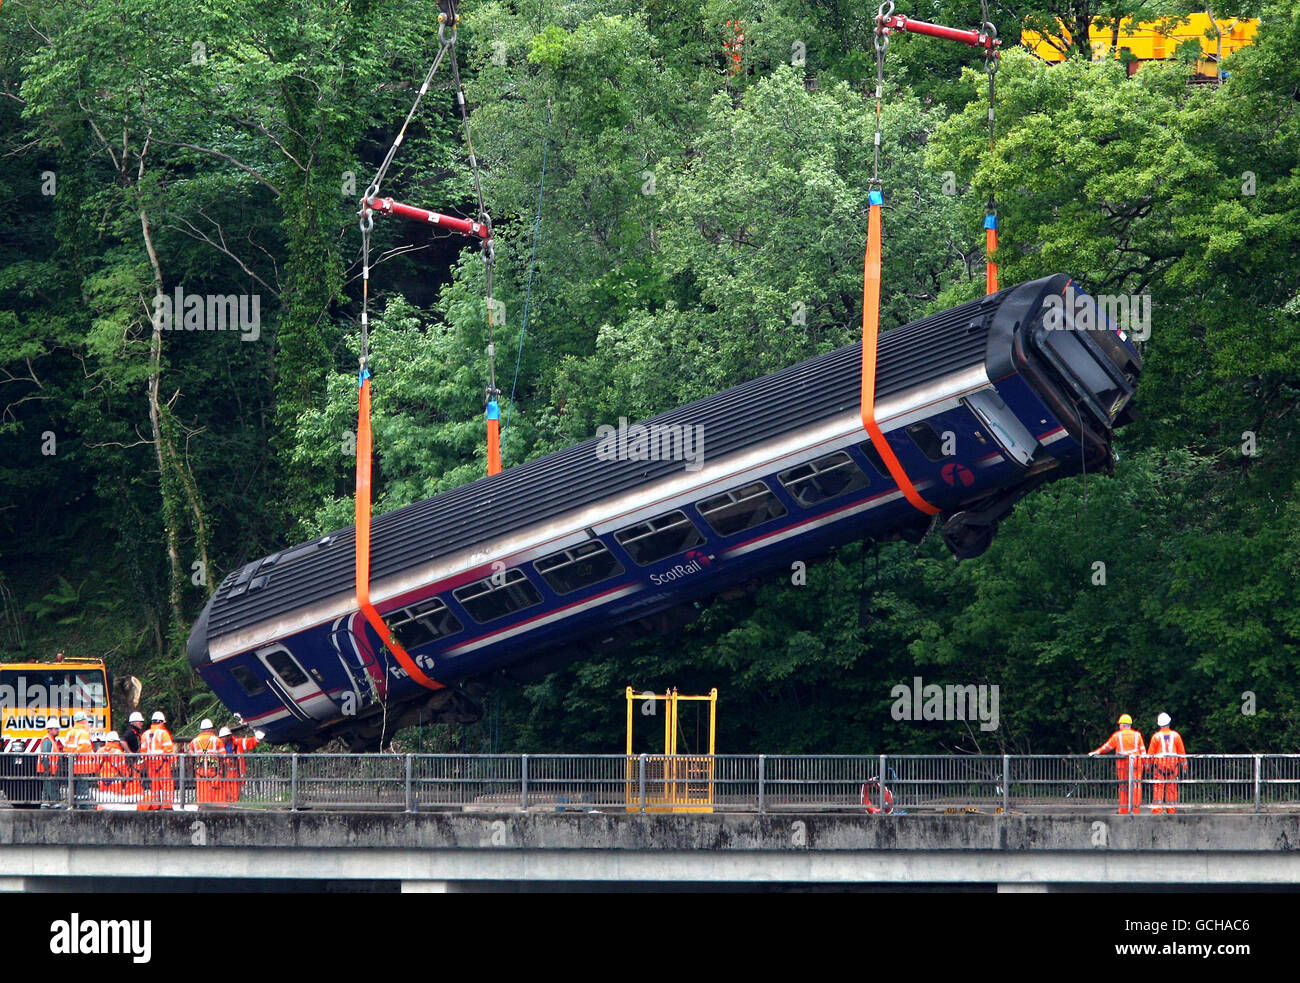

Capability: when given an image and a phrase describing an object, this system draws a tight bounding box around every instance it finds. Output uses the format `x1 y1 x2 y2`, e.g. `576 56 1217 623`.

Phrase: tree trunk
139 205 187 637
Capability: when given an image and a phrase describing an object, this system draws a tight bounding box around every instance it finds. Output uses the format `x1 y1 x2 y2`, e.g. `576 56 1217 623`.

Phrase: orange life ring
861 780 894 814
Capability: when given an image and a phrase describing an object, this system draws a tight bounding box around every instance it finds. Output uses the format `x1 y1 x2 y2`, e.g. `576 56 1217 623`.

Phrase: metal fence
3 753 1300 813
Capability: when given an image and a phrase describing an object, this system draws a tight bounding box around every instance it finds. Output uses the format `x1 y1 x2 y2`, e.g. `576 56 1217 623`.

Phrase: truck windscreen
0 669 108 710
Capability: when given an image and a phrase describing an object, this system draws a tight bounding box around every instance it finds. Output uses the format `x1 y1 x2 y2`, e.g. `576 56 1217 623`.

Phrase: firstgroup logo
50 914 151 963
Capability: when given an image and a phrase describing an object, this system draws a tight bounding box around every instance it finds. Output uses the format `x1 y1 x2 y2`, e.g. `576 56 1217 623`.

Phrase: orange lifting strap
860 190 941 517
485 398 501 475
355 371 445 692
875 2 1001 294
985 213 999 295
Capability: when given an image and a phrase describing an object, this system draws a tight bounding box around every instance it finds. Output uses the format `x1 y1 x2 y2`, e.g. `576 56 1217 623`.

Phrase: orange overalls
122 753 144 801
189 730 225 804
139 723 175 808
1094 727 1145 813
1147 728 1187 813
65 723 97 809
219 735 259 802
97 741 128 795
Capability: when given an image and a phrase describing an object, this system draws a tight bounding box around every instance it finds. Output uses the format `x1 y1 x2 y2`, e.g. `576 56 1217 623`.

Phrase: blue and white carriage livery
188 274 1141 748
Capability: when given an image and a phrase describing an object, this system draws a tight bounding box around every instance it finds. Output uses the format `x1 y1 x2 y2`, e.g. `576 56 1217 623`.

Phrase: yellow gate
624 687 717 813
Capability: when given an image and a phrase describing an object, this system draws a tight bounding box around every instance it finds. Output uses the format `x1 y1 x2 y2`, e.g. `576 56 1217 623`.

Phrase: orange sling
355 370 444 691
860 190 941 517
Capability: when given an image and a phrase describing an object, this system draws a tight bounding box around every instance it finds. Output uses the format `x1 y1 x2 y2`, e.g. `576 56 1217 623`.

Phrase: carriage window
229 665 267 698
906 422 950 462
263 650 309 688
534 541 625 595
778 451 870 507
696 482 787 536
859 441 889 477
453 569 543 624
615 511 706 566
388 596 463 648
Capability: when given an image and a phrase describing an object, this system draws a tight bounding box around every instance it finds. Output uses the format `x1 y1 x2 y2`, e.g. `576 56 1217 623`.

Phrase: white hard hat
151 711 166 722
73 711 87 722
105 731 120 742
1157 712 1171 727
200 718 214 730
254 730 266 741
128 711 145 724
45 718 60 729
217 727 232 738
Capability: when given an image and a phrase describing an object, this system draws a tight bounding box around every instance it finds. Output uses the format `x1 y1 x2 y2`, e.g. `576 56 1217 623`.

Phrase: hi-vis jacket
1095 728 1145 757
98 742 128 788
220 735 259 779
1147 728 1187 770
64 724 98 775
36 733 64 774
140 724 175 756
188 730 225 776
1094 728 1146 774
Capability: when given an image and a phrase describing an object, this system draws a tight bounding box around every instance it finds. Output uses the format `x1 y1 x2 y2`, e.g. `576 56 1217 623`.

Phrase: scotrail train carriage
188 275 1141 749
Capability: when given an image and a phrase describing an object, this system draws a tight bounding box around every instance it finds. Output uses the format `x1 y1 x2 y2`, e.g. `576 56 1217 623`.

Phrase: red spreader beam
877 15 1000 52
364 194 503 474
365 196 492 242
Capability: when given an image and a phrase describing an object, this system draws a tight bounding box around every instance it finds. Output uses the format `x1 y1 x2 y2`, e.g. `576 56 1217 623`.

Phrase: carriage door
963 389 1039 468
255 645 337 722
328 626 383 711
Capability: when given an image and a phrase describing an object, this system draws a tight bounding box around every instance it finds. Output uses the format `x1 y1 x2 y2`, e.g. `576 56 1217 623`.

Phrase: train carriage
188 274 1141 749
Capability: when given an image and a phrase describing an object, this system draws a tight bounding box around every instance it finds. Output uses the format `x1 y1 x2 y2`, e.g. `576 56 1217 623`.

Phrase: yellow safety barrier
625 687 717 813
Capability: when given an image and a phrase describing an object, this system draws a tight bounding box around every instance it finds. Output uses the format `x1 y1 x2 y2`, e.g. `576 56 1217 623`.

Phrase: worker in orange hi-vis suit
217 726 264 803
1090 713 1146 814
65 710 98 810
188 719 225 805
1147 712 1187 814
138 711 176 809
97 731 129 797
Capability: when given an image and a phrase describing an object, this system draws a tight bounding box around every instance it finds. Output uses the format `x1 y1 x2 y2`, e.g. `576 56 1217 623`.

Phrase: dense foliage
1 0 1293 752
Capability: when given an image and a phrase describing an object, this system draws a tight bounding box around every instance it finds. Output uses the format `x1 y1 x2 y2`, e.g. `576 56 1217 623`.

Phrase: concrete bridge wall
2 812 1298 892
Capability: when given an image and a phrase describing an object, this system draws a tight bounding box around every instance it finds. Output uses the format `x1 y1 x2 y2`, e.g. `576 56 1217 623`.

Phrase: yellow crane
1023 13 1259 79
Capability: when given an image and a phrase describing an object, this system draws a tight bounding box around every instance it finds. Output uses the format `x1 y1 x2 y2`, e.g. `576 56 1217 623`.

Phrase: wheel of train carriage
941 512 997 560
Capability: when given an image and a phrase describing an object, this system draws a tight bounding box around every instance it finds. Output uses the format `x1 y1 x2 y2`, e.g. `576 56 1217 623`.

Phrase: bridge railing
4 752 1300 813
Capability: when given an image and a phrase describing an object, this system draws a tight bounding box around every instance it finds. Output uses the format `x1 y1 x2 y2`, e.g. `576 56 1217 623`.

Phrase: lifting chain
871 1 894 189
358 3 459 371
980 0 998 215
357 0 496 384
